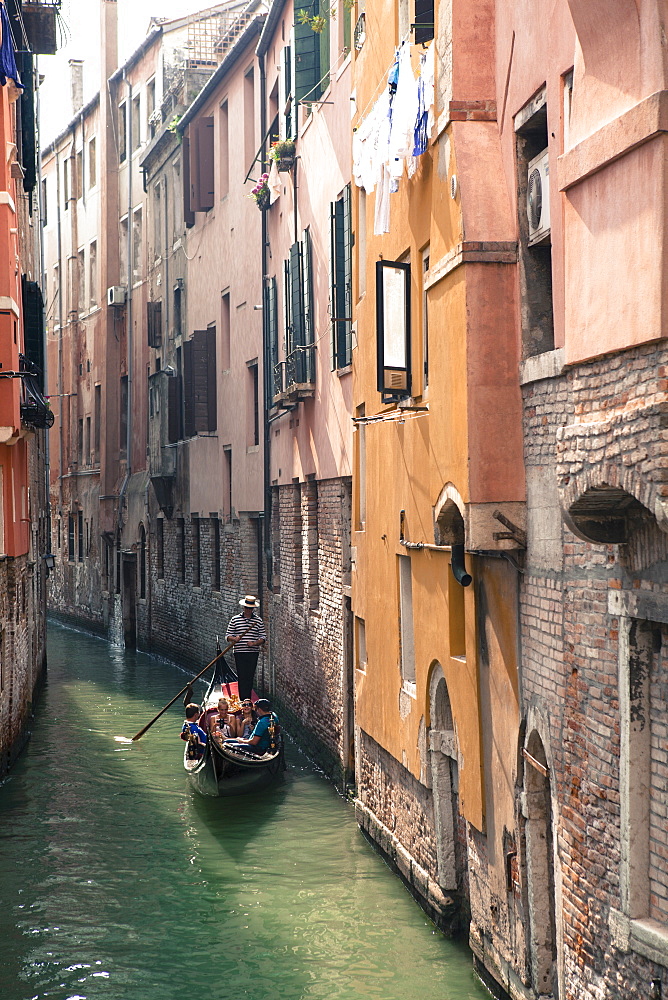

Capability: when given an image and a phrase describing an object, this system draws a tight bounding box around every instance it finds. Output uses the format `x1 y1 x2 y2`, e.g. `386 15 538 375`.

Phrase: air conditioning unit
527 149 550 245
107 285 126 307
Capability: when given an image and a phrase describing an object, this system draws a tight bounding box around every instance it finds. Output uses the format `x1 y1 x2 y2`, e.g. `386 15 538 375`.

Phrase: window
147 300 162 348
120 216 128 281
94 384 101 463
53 263 60 326
283 231 314 384
211 516 220 590
357 189 366 297
190 117 214 212
178 518 185 583
339 0 351 53
156 518 164 579
78 417 83 462
132 208 142 284
132 94 141 151
120 375 128 459
192 516 200 587
331 185 353 368
515 90 553 357
414 0 434 44
173 283 183 339
68 514 75 561
294 0 329 103
89 241 97 308
118 102 127 162
376 259 411 399
355 404 366 528
563 69 574 151
76 149 83 200
139 525 146 598
224 447 232 522
355 616 367 670
63 156 69 210
85 416 91 465
244 68 255 171
264 277 279 398
221 290 230 369
422 246 430 392
147 78 156 139
398 554 416 686
248 361 259 447
278 46 293 140
183 328 217 436
88 136 96 188
77 511 84 562
41 176 47 225
219 101 229 198
153 181 162 259
77 248 86 306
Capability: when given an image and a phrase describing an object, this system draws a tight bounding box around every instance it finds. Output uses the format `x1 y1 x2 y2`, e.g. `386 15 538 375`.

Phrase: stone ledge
608 589 668 625
610 908 668 966
519 348 565 385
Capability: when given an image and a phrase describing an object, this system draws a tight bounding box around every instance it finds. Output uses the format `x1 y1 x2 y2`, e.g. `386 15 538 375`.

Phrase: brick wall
520 342 668 1000
269 477 352 784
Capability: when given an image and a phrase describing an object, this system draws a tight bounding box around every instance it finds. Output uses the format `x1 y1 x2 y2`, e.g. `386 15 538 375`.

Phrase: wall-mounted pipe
450 544 472 587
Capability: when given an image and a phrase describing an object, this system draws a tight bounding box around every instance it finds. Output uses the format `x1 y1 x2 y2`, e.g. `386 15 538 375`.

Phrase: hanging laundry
413 43 434 156
0 3 23 100
388 43 419 168
374 162 391 235
268 159 281 205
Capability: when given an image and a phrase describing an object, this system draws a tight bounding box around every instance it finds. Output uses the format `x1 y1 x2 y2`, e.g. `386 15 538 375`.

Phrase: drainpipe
259 48 274 696
117 71 133 536
55 146 63 512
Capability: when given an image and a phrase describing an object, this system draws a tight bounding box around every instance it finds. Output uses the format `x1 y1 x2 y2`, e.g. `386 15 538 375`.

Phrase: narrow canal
0 624 490 1000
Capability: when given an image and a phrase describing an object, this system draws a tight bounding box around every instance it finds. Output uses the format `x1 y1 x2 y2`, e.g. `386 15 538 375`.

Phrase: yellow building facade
351 0 530 970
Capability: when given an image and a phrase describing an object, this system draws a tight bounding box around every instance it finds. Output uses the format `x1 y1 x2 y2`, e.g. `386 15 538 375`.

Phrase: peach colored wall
264 2 353 487
183 34 264 518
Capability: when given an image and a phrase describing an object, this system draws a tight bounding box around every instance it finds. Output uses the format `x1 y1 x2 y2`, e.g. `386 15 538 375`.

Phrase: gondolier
226 595 266 701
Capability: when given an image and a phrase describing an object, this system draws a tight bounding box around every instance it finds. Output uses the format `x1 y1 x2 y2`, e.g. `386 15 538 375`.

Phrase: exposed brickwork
520 342 668 1000
270 477 352 785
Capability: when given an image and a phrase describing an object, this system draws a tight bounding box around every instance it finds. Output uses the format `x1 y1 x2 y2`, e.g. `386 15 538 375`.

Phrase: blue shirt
250 713 278 752
182 721 207 745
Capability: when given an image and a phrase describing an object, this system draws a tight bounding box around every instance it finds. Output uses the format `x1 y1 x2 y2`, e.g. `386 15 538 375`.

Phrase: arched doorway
429 664 465 891
523 730 558 997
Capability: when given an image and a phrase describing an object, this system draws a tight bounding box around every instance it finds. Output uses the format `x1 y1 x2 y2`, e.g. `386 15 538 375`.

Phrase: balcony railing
272 346 316 405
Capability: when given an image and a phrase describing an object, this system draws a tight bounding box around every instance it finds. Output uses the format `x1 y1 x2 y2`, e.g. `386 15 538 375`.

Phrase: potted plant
249 173 271 210
270 139 296 171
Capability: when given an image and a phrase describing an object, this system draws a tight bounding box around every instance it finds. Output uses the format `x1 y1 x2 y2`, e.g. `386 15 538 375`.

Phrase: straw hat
239 595 259 607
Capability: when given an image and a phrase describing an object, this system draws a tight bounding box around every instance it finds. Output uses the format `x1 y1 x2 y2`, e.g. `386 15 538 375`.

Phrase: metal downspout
117 71 133 536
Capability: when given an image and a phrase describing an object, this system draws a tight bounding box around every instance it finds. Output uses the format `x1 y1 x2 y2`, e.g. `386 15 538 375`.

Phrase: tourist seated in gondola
235 698 258 739
233 698 279 755
210 697 235 740
181 703 208 758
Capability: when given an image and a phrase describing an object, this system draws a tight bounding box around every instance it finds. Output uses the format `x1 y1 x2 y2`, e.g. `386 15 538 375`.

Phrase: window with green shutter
330 184 353 369
293 0 330 104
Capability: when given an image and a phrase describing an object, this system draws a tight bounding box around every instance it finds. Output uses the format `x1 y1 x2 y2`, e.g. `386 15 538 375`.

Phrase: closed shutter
265 276 278 374
183 338 195 437
205 326 217 432
283 258 292 354
302 228 313 346
329 200 337 369
147 300 162 348
414 0 434 44
342 184 353 366
192 330 211 432
182 136 195 228
293 0 320 102
334 197 346 368
21 276 44 389
193 117 214 212
289 241 305 348
167 375 179 443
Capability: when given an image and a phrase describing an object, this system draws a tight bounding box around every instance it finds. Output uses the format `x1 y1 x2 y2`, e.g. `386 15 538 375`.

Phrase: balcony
272 346 316 406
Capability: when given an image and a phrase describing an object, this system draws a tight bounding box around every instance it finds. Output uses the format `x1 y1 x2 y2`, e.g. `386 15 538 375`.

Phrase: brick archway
558 463 668 542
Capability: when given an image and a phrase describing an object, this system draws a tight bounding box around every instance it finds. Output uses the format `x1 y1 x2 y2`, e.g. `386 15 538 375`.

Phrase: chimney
69 59 84 115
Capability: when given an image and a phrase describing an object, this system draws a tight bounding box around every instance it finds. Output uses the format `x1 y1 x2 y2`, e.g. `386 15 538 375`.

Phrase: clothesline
352 31 412 127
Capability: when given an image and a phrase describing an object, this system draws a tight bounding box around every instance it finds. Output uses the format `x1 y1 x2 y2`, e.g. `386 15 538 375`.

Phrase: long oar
117 627 253 743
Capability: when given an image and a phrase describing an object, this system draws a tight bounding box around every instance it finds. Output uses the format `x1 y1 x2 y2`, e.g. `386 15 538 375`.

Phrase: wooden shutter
283 258 292 354
182 136 195 228
21 276 45 389
302 228 313 346
167 375 179 443
293 0 320 102
333 197 346 368
147 300 162 348
289 241 305 348
342 184 353 365
193 117 214 212
329 200 337 369
265 277 279 373
191 330 210 432
206 326 217 432
414 0 434 44
183 338 195 437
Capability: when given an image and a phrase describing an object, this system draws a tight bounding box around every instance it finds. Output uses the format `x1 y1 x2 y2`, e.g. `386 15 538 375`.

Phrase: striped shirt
226 612 266 652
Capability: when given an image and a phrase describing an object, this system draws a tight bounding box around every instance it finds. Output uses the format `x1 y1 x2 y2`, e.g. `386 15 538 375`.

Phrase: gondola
183 652 284 797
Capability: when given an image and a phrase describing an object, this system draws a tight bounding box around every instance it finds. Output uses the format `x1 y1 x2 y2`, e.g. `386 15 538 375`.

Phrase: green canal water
0 623 490 1000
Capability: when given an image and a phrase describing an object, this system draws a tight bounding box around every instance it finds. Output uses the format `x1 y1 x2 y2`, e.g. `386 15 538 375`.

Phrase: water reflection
0 623 489 1000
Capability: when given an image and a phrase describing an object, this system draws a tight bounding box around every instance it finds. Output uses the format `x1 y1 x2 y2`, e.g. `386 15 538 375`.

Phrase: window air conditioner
107 285 126 307
527 149 550 245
